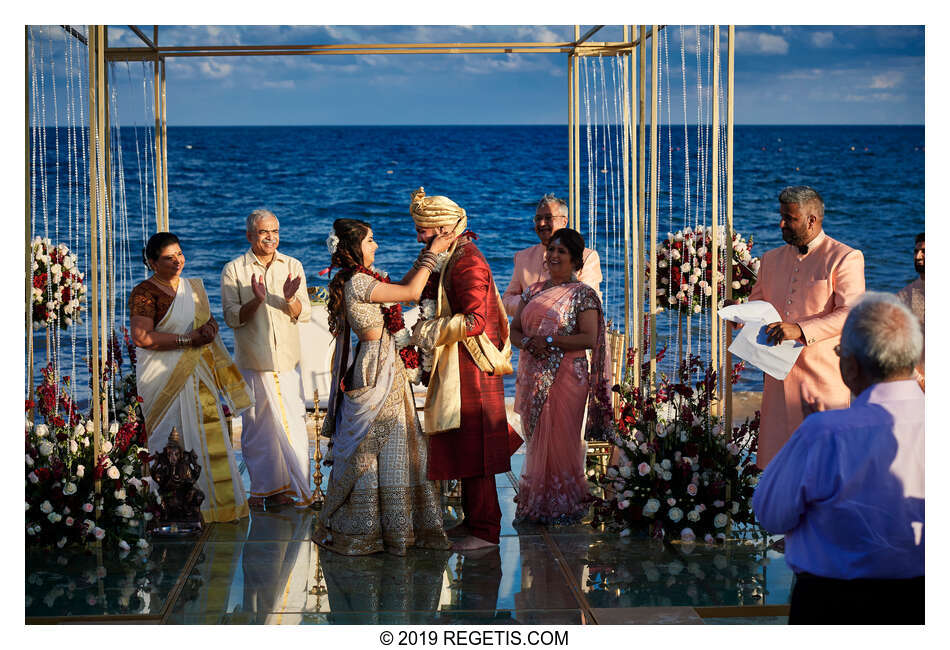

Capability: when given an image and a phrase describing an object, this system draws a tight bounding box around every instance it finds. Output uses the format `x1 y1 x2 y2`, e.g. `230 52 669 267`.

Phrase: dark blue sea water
28 125 925 403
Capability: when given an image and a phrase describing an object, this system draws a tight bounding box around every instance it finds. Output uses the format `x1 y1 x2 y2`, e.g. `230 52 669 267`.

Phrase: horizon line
151 123 926 128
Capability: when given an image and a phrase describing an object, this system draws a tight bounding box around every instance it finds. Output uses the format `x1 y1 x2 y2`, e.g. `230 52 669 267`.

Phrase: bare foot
451 535 498 553
248 497 266 509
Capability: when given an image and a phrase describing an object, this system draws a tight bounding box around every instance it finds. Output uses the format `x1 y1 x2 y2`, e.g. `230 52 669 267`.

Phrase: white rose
662 471 672 481
643 498 660 516
101 440 113 454
123 464 133 476
107 466 120 480
137 538 149 550
114 489 126 500
115 504 134 518
72 424 85 438
661 459 671 470
618 465 632 479
143 512 153 521
128 477 142 489
687 510 700 522
109 422 119 435
76 465 85 478
606 467 618 479
668 507 683 523
714 513 729 528
731 501 740 514
28 471 39 484
85 421 94 433
740 278 749 286
56 537 67 548
118 540 130 552
680 527 696 542
40 500 53 514
35 424 49 438
63 482 77 495
680 263 691 273
48 512 62 523
25 454 34 467
69 440 78 454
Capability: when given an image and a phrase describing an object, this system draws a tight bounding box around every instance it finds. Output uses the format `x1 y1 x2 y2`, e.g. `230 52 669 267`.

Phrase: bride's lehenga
313 272 449 556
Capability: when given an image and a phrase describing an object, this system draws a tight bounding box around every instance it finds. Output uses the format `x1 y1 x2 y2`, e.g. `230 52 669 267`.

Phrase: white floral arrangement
31 237 86 329
26 333 159 556
652 226 759 313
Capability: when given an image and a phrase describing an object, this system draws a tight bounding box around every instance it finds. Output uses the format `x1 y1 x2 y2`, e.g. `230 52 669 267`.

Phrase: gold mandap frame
26 23 737 508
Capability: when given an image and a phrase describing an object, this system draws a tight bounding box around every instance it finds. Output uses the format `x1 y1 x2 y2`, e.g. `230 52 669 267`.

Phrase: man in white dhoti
222 209 314 508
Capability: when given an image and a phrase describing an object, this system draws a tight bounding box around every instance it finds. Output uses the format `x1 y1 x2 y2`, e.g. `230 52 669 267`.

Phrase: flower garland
31 237 86 329
652 226 759 313
591 352 763 543
353 265 424 384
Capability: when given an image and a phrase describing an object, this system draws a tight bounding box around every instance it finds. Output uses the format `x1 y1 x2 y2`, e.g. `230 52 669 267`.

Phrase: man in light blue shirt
752 291 924 624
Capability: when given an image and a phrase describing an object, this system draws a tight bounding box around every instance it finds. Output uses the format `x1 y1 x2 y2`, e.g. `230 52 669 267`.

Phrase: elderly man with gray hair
501 193 602 316
221 209 314 509
753 292 924 624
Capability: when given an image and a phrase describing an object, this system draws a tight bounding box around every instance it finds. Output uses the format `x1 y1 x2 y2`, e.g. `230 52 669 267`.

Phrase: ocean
28 124 925 401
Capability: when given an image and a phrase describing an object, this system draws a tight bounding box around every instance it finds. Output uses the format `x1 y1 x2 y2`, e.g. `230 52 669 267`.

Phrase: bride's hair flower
326 233 340 255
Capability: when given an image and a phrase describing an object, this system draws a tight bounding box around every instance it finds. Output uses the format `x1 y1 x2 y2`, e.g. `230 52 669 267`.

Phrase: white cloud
198 60 234 79
811 31 834 48
736 31 789 55
870 72 904 89
778 68 824 81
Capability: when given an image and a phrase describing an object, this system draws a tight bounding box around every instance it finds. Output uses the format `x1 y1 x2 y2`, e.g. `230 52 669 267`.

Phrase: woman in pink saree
511 229 613 524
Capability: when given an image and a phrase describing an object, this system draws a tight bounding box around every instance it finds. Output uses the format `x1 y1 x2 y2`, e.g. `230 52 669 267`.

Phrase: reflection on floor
26 444 792 624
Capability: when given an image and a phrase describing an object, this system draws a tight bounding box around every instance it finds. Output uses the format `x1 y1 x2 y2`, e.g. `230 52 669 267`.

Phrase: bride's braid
327 218 371 338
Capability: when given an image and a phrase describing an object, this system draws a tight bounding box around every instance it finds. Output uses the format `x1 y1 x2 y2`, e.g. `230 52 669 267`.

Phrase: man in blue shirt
752 291 924 624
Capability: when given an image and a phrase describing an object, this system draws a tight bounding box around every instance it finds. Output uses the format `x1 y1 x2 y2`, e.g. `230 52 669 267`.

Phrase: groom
409 188 515 552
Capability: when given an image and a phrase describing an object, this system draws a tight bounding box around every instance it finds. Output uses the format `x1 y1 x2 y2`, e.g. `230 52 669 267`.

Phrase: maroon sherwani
427 238 511 544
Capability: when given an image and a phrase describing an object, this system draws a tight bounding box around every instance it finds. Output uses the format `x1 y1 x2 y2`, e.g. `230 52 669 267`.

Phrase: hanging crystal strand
694 25 708 370
583 56 594 248
77 27 93 412
48 28 64 394
37 28 58 395
129 61 147 265
590 58 600 253
610 54 624 325
110 65 132 336
598 55 610 279
602 54 619 318
28 27 40 403
65 27 81 414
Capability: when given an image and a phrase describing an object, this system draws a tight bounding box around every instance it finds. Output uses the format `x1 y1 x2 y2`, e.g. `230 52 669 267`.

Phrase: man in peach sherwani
502 194 602 316
747 186 865 468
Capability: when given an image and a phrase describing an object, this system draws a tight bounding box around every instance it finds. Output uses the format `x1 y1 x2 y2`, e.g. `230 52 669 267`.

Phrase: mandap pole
153 27 165 232
87 25 105 511
724 25 736 428
710 26 721 409
568 42 575 229
648 26 658 387
629 26 641 389
26 27 34 410
621 25 632 350
572 25 581 231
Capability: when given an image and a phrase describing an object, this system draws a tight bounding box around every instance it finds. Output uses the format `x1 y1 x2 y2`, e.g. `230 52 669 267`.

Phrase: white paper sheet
717 300 804 380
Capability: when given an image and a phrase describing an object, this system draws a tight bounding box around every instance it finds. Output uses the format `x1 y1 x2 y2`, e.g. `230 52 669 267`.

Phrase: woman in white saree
130 232 251 523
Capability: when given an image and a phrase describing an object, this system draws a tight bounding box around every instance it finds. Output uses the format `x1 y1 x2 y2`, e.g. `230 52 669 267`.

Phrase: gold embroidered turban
410 187 467 234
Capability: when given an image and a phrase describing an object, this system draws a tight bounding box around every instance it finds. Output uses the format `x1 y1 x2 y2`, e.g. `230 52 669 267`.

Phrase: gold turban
410 187 467 236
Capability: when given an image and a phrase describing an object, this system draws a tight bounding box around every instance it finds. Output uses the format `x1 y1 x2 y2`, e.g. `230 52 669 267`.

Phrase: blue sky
88 24 924 126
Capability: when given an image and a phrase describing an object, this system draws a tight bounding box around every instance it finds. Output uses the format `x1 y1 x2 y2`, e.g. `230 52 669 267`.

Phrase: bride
313 218 454 555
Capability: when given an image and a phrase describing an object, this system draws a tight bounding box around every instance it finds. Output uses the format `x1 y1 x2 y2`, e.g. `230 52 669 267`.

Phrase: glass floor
26 443 792 624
